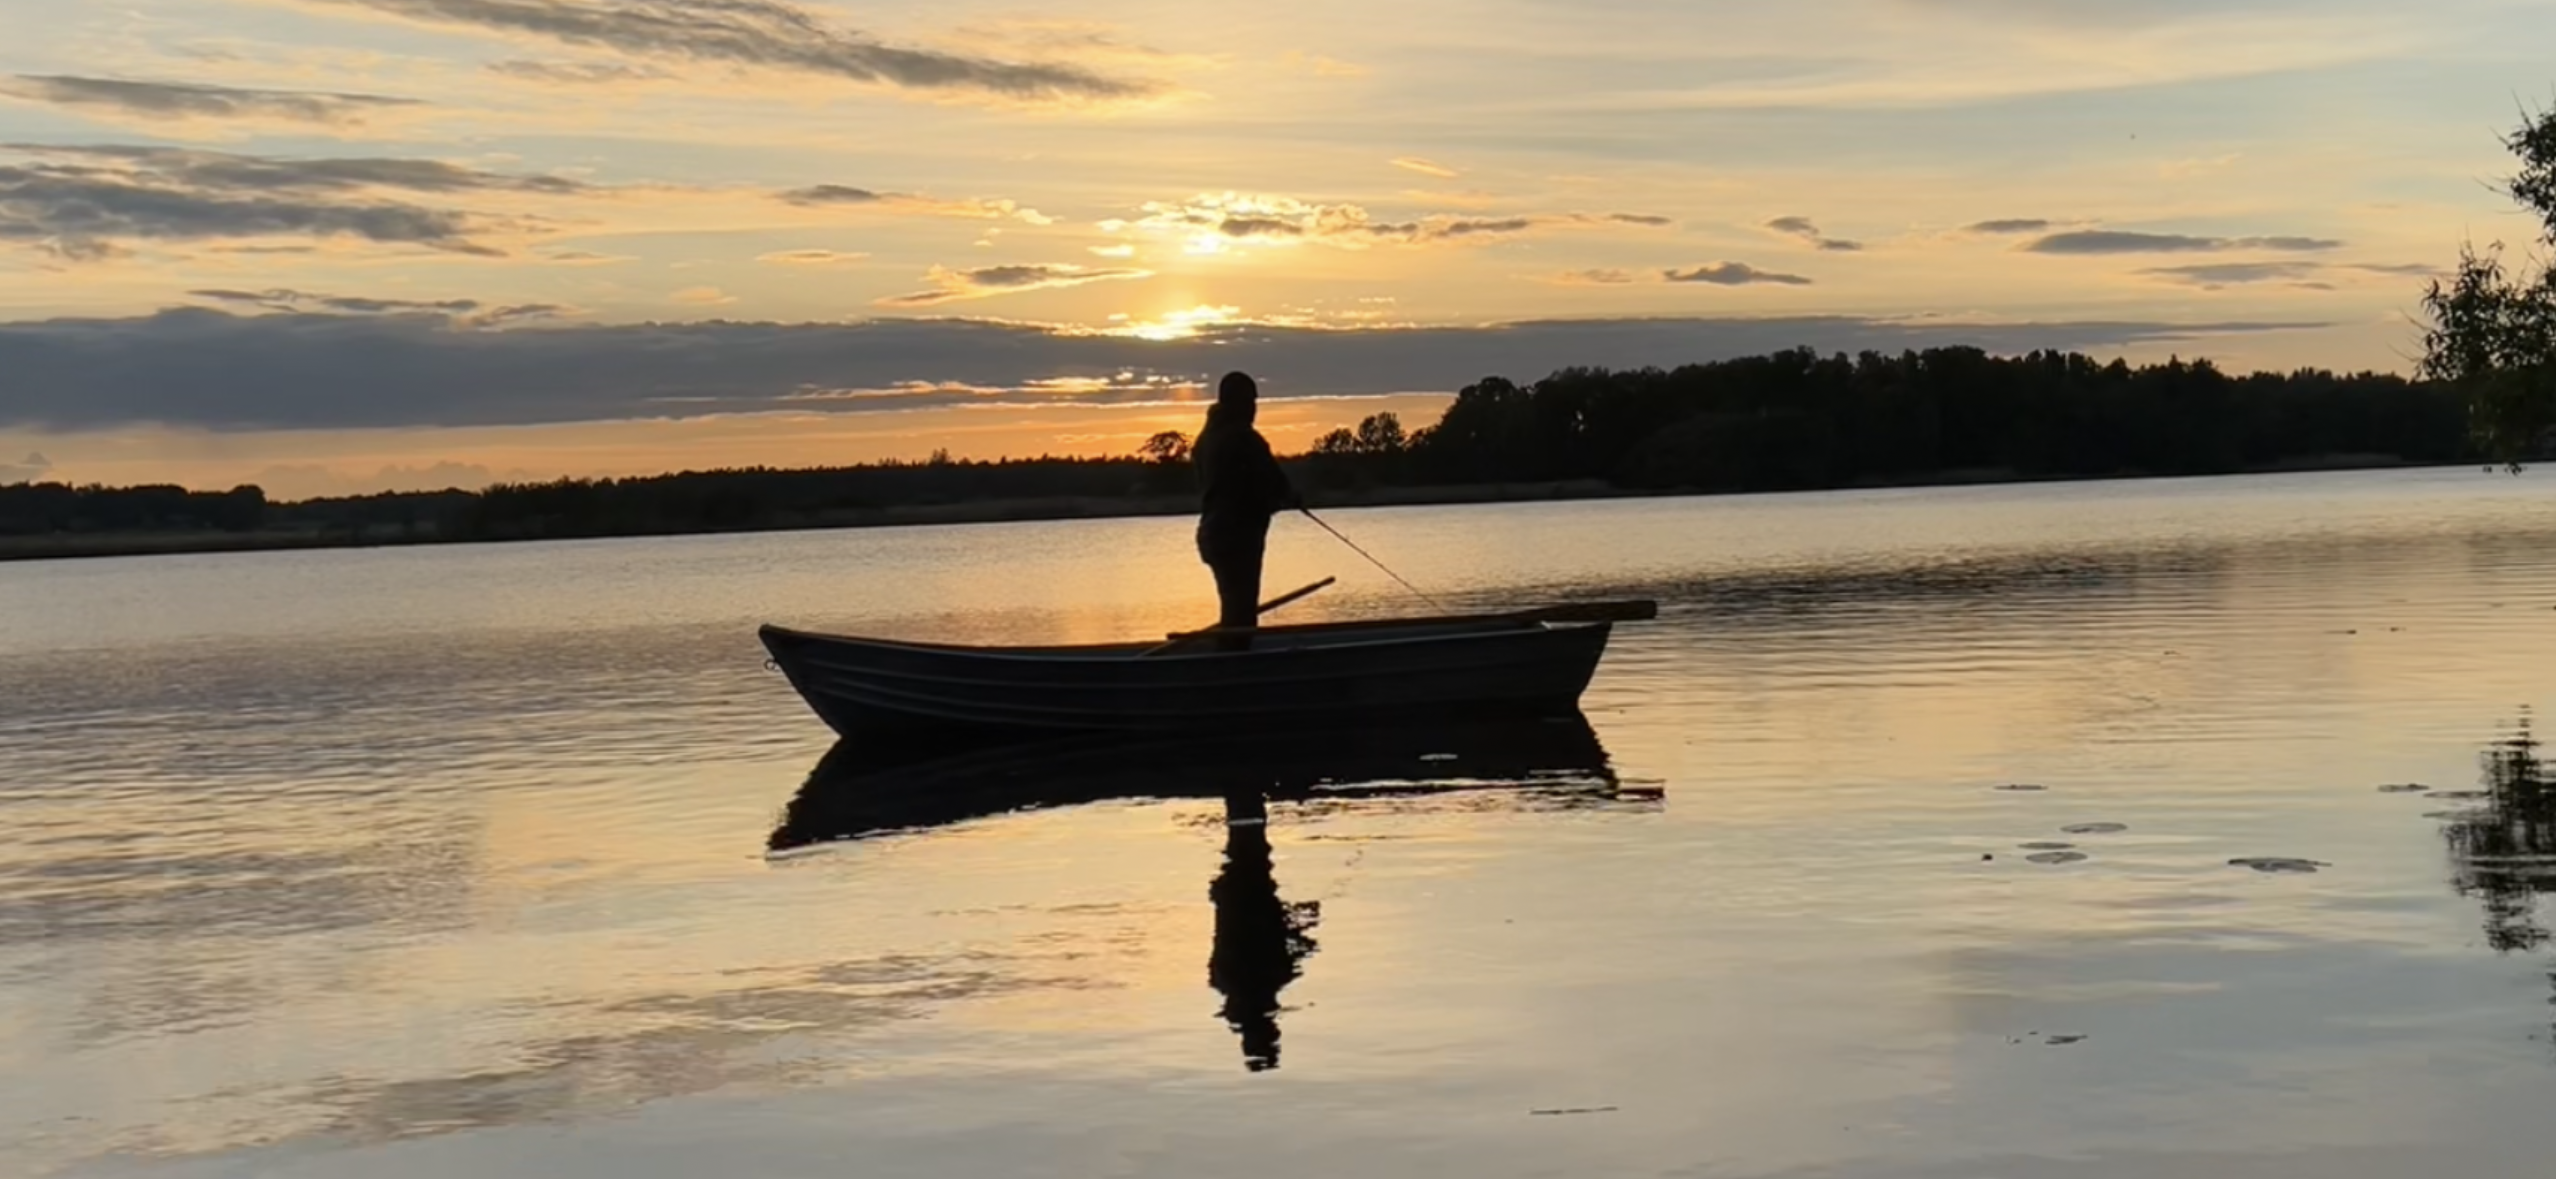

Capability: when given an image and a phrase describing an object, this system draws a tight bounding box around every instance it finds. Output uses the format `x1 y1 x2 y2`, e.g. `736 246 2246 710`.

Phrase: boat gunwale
759 615 1567 663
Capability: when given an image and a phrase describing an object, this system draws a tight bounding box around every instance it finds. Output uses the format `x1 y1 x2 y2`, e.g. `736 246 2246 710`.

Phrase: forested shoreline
0 346 2524 561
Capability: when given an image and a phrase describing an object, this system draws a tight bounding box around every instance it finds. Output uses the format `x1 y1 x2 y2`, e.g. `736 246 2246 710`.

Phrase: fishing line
1298 508 1449 611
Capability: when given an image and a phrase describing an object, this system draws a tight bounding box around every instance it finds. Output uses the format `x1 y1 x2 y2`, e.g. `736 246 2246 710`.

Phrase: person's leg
1207 521 1267 651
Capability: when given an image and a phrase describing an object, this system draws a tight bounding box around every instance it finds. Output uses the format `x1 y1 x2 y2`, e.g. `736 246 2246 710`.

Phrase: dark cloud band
0 310 2325 432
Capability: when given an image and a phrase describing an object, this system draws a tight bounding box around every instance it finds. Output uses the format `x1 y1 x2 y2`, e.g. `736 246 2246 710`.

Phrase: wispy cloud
2023 230 2343 254
670 285 736 305
777 183 1051 224
755 248 867 265
186 286 570 325
1547 268 1640 285
1765 215 1863 251
1664 262 1813 286
1390 157 1459 178
0 144 562 257
1 74 423 125
305 0 1162 103
2140 260 2445 289
1122 193 1668 252
877 263 1150 306
11 144 585 194
2137 261 2324 287
484 59 672 83
1 450 55 483
1966 218 2053 234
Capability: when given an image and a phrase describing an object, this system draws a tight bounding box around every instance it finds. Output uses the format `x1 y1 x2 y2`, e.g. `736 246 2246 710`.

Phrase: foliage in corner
2422 103 2556 471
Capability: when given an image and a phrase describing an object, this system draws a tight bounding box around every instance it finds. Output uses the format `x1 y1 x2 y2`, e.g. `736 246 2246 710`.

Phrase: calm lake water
6 469 2556 1178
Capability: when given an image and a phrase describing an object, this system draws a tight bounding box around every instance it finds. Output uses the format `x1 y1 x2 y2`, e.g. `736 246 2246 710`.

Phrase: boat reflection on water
2442 713 2554 952
767 712 1659 1070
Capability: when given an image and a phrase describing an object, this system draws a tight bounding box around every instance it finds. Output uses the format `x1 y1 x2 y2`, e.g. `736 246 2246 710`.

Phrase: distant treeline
0 347 2509 547
1305 348 2473 491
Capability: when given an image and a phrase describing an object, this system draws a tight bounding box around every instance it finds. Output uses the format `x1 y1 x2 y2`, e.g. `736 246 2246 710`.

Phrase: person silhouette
1192 372 1298 651
1209 790 1319 1070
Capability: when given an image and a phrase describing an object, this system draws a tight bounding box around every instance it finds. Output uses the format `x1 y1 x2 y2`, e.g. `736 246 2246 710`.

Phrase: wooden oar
1143 577 1338 656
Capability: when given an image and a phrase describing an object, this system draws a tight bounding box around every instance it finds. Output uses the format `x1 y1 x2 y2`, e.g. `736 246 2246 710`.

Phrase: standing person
1193 371 1297 650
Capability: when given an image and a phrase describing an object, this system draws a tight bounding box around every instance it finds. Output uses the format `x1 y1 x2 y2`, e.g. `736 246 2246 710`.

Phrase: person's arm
1259 436 1300 510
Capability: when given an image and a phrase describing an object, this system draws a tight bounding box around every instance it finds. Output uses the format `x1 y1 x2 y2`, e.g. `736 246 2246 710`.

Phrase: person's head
1214 370 1258 424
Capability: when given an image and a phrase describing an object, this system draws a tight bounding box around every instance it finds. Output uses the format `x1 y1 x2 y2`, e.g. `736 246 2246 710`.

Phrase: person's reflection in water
1209 790 1320 1071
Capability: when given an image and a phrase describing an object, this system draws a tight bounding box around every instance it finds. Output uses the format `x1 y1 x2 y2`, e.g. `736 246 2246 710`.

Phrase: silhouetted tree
2423 101 2556 470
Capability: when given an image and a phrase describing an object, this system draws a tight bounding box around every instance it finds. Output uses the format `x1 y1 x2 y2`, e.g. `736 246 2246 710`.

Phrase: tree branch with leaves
2422 103 2556 471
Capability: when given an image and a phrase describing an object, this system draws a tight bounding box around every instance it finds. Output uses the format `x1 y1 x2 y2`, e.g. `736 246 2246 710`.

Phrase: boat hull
758 618 1614 736
768 711 1647 850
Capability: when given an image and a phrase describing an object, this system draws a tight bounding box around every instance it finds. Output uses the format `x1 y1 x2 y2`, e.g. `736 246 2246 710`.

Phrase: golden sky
2 0 2550 496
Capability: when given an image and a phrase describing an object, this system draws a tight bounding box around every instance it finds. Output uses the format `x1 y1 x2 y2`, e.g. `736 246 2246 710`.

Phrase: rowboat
768 710 1655 851
757 599 1653 738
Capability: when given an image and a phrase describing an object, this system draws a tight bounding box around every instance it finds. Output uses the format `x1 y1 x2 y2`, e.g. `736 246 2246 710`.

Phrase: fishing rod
1298 507 1448 611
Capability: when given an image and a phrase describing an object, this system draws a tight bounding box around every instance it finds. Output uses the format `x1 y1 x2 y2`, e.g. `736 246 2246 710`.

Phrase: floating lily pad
2061 822 2129 835
2230 857 2329 874
1996 784 2049 792
2019 841 2076 851
2428 791 2490 801
2376 783 2432 794
2044 1034 2088 1046
2028 851 2090 865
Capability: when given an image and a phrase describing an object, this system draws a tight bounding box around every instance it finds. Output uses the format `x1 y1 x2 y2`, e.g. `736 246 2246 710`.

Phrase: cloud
2137 261 2324 288
1765 215 1863 252
39 237 131 263
183 286 573 325
13 143 585 195
878 263 1149 306
190 287 481 315
0 309 2329 433
1967 218 2053 234
1664 262 1813 286
670 285 737 306
1548 269 1640 285
0 143 590 257
777 183 1050 224
1 75 423 125
778 184 880 205
1 450 52 484
2023 230 2343 254
1124 193 1668 252
308 0 1160 102
2138 260 2446 290
1087 243 1134 258
756 248 867 265
484 59 672 83
1390 157 1459 178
